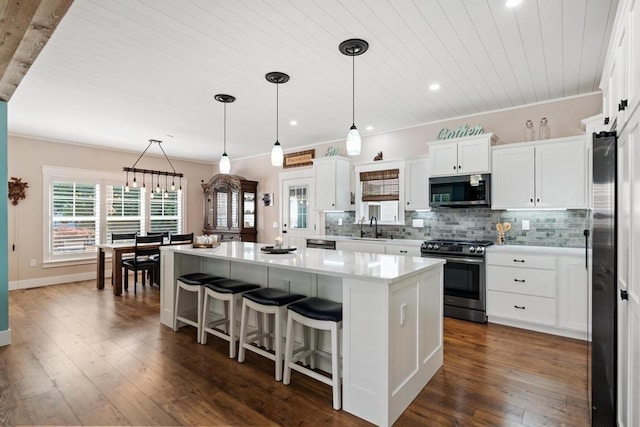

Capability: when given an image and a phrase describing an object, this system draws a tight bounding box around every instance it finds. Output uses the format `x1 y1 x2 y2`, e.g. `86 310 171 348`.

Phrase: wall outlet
412 219 424 228
400 303 407 326
522 220 530 231
272 222 279 228
29 258 37 267
338 218 343 226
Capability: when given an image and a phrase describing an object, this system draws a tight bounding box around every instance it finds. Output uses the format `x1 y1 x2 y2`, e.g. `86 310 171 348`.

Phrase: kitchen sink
348 237 387 242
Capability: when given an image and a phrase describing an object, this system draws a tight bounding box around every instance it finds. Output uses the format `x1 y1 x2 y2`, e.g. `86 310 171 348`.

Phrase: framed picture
283 149 315 168
261 193 273 207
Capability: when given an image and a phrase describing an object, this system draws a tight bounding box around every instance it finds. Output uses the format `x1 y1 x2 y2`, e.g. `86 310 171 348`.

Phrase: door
624 114 640 426
491 145 535 209
536 138 588 209
280 172 317 249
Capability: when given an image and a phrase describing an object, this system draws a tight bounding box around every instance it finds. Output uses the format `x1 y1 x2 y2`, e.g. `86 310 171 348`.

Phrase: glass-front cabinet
202 174 258 242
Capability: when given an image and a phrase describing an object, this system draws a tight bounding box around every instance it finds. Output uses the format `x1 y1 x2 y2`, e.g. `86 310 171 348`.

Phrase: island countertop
161 242 444 283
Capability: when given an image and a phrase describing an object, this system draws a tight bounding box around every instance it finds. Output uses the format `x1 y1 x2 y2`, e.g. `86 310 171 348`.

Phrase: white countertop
162 241 444 283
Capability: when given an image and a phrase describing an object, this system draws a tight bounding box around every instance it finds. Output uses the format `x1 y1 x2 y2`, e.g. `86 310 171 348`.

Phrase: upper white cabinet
491 136 588 209
600 0 639 131
405 156 430 210
313 156 350 210
427 133 496 177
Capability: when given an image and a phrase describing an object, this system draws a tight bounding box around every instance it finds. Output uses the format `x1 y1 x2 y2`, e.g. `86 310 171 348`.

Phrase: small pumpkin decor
8 177 28 205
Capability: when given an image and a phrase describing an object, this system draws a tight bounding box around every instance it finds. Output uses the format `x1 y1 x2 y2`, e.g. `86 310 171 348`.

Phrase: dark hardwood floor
0 280 590 426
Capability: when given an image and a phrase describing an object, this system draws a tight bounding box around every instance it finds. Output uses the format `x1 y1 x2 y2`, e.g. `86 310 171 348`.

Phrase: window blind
51 182 98 255
106 185 143 241
150 190 182 235
360 169 400 201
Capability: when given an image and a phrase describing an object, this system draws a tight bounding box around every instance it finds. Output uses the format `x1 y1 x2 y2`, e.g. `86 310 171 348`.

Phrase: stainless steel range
420 239 493 323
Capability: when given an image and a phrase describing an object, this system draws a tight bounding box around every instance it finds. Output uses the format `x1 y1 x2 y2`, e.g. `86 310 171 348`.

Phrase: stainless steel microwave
429 174 491 208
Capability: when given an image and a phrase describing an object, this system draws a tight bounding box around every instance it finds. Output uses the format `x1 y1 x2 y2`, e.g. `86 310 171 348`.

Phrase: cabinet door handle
619 99 628 111
514 279 526 283
453 165 457 170
537 198 540 203
604 116 610 125
513 259 525 263
530 198 534 203
458 165 462 170
400 250 408 254
514 305 526 310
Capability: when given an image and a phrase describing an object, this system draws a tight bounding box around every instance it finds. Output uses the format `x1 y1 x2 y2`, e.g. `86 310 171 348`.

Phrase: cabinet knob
453 166 457 170
407 201 410 205
530 198 533 203
619 99 628 111
458 165 461 170
331 203 334 207
537 198 540 203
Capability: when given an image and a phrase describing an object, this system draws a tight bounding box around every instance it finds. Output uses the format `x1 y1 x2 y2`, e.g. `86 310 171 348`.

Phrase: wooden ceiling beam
0 0 73 101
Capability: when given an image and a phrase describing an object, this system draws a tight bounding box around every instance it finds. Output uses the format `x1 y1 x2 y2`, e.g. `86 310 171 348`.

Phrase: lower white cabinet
385 244 421 257
486 247 588 340
336 240 386 254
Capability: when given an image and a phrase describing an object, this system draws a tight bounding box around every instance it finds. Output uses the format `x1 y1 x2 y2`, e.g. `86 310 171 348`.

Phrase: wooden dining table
96 240 182 296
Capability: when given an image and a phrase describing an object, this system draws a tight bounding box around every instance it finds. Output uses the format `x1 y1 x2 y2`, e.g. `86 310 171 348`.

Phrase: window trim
42 165 187 265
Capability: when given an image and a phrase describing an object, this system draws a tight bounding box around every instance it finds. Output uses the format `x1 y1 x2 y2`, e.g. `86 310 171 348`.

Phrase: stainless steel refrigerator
590 131 617 426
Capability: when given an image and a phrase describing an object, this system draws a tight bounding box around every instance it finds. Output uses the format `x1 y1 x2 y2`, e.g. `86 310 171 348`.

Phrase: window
43 166 186 264
50 182 98 256
150 189 181 234
354 161 405 225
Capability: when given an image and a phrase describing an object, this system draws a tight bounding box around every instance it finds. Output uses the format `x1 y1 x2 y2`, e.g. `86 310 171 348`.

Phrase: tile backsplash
325 208 589 248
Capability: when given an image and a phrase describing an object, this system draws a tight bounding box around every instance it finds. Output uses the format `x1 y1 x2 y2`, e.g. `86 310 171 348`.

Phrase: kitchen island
159 242 445 426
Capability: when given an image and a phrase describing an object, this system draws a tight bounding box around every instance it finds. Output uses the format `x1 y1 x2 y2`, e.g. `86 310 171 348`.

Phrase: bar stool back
237 288 305 381
283 297 343 410
173 272 226 343
200 279 260 358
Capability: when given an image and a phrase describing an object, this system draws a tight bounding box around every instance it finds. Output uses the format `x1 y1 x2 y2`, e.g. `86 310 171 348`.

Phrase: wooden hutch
202 174 258 242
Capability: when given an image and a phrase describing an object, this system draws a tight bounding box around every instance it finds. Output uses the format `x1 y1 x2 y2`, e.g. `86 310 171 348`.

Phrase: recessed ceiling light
506 0 522 7
289 120 297 126
366 126 373 131
429 83 440 91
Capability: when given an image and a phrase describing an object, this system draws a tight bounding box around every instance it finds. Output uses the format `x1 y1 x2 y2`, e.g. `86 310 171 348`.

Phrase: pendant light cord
223 103 227 153
352 54 355 126
276 82 279 141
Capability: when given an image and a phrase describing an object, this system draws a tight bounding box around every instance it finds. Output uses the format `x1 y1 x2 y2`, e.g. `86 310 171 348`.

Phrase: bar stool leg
238 299 249 363
283 313 295 385
274 305 286 381
173 285 181 331
331 322 341 410
228 296 237 358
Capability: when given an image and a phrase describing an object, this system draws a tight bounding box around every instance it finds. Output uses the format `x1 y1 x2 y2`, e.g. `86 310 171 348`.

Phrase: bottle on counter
524 119 535 141
539 117 550 139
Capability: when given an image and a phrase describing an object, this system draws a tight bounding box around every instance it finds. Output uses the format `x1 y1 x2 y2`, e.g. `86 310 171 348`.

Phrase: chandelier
123 139 183 198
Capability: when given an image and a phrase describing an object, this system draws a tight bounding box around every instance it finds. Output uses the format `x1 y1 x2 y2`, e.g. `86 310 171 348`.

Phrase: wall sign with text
438 124 484 140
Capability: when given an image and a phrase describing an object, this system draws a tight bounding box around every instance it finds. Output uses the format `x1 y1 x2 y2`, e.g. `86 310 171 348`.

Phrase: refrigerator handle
583 229 590 269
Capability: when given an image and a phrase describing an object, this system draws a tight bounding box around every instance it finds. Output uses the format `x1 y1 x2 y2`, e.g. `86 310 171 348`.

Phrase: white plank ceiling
7 0 618 162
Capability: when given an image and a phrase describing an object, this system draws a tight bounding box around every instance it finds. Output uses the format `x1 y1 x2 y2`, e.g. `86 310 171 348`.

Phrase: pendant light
215 94 236 174
339 38 369 156
265 71 290 167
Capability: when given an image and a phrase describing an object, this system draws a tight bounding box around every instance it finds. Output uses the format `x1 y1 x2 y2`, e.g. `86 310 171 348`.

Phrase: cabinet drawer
487 291 556 326
487 266 556 297
385 245 420 256
221 234 241 241
487 252 555 270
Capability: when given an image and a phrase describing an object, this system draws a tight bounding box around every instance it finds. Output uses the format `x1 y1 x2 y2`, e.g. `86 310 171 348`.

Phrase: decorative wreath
8 177 28 205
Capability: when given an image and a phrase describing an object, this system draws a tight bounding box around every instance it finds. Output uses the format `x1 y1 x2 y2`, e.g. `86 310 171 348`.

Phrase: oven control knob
426 243 434 250
469 246 476 253
476 247 485 255
433 244 439 250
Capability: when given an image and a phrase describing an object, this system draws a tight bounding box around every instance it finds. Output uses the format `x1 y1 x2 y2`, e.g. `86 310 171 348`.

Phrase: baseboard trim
0 329 12 347
488 316 590 341
9 269 112 291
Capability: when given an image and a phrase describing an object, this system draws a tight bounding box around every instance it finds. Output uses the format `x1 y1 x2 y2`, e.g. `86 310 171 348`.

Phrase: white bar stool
283 297 343 410
200 279 260 358
237 288 305 381
173 273 225 343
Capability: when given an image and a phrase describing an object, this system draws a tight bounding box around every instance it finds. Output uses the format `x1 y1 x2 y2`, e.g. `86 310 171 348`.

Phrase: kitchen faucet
370 216 382 238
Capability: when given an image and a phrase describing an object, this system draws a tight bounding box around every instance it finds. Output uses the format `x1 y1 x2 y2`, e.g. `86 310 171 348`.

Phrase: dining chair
110 232 137 286
169 232 194 244
122 234 163 294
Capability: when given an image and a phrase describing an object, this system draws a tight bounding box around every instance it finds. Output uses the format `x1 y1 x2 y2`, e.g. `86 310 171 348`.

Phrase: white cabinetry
385 243 420 257
491 136 588 209
405 157 430 210
486 247 588 339
335 240 385 254
557 254 590 335
427 133 496 177
313 156 350 210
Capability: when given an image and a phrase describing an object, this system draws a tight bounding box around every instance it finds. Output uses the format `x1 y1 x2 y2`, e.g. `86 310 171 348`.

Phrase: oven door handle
426 255 485 264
